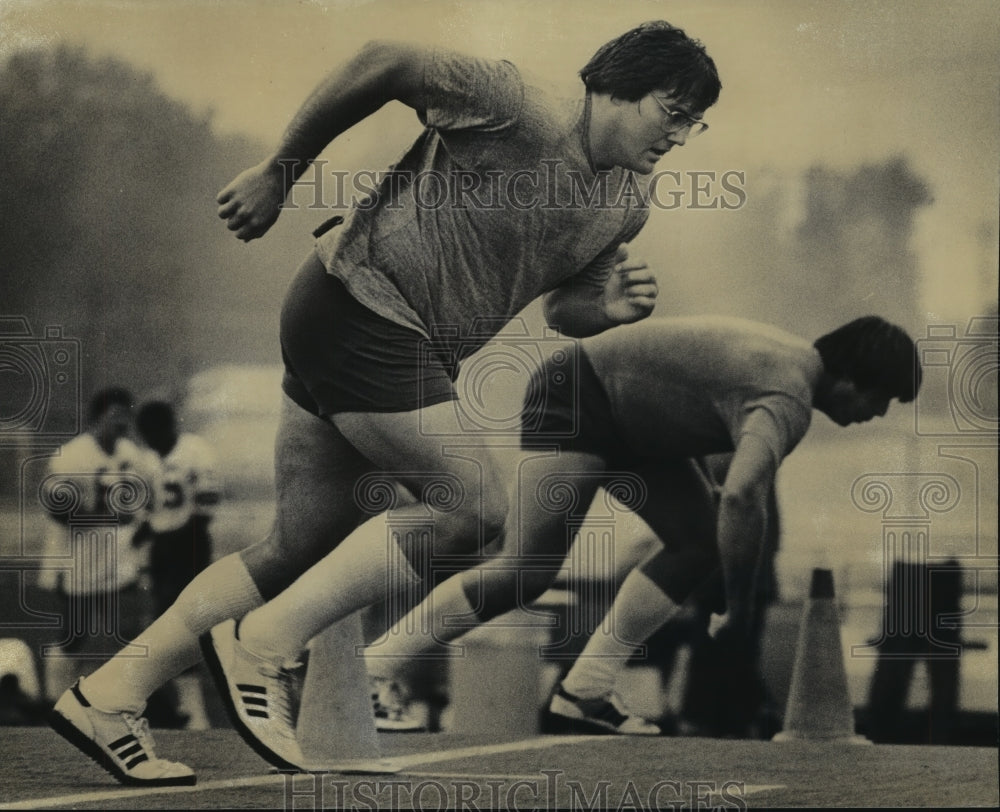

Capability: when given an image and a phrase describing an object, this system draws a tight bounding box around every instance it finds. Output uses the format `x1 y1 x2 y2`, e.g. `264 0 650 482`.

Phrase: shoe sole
543 707 621 735
48 709 197 787
374 723 427 733
545 698 662 737
199 630 303 773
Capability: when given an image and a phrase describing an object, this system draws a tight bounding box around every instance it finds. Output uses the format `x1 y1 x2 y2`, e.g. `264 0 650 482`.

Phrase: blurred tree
790 157 932 336
0 46 298 405
641 157 933 341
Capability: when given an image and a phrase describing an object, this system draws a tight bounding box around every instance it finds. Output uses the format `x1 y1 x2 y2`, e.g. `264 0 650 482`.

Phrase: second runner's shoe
548 684 661 735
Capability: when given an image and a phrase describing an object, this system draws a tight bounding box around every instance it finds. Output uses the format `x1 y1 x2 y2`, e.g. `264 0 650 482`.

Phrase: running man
50 21 721 783
357 315 922 734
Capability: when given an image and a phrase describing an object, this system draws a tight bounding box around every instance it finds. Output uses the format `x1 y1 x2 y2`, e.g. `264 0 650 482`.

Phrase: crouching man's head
813 316 922 426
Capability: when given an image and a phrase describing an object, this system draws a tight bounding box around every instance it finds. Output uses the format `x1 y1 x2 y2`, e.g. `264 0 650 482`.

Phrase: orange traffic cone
773 568 870 743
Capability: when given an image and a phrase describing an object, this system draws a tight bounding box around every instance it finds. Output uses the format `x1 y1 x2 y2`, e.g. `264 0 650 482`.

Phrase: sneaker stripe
241 696 268 707
236 684 266 694
49 705 195 788
200 625 304 772
124 753 150 769
116 743 145 760
108 734 137 750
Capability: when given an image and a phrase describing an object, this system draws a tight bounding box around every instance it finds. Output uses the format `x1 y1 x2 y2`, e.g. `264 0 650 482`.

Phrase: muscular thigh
631 457 718 553
631 457 721 603
332 403 510 528
505 449 608 560
241 394 379 595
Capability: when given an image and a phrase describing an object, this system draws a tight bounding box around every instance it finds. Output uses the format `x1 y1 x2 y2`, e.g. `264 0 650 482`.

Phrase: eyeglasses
648 95 708 137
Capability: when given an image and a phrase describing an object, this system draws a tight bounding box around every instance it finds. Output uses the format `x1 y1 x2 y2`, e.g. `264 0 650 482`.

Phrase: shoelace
122 713 157 755
258 662 302 733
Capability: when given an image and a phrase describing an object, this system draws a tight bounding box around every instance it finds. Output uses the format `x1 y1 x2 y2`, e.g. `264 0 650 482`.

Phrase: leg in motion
202 401 509 767
552 458 719 736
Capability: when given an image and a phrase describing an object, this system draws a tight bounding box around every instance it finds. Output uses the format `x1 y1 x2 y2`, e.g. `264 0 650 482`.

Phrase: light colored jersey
316 48 650 361
582 316 821 468
145 433 220 534
42 434 152 594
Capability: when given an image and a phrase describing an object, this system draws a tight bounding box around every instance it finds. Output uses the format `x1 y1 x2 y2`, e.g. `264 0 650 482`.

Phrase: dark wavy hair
136 400 176 438
87 387 134 423
580 21 721 111
814 316 922 403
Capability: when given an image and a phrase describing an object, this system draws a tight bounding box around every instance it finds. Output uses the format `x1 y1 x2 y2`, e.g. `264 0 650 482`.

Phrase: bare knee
407 464 508 555
429 495 506 556
238 527 322 600
480 486 509 543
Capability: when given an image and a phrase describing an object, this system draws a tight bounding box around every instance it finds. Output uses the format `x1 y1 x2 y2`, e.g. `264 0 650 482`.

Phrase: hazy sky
3 0 998 319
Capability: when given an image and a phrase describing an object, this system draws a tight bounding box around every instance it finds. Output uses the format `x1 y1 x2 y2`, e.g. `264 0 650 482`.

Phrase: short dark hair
136 400 176 441
580 21 721 110
87 387 134 423
814 316 922 403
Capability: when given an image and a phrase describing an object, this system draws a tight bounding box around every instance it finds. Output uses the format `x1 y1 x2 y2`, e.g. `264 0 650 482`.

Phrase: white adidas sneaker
200 619 307 771
49 680 196 786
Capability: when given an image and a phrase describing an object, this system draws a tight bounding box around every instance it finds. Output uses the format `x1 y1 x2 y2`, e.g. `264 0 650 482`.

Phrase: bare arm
542 243 658 337
217 40 429 241
713 433 777 638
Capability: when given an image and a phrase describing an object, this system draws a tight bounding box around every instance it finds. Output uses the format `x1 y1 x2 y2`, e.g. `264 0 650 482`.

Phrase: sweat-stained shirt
314 48 652 362
580 316 821 469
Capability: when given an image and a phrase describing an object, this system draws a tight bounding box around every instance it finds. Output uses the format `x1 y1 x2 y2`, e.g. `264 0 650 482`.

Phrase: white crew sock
81 553 263 713
561 569 678 700
238 512 422 663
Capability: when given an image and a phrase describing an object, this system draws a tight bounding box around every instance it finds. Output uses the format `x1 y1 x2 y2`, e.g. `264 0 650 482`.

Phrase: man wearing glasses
650 94 709 138
52 22 720 780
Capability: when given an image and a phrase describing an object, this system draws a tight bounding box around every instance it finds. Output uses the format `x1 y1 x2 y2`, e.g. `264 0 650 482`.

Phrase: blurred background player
865 557 963 744
38 388 152 702
135 401 220 731
0 638 48 726
363 315 922 734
